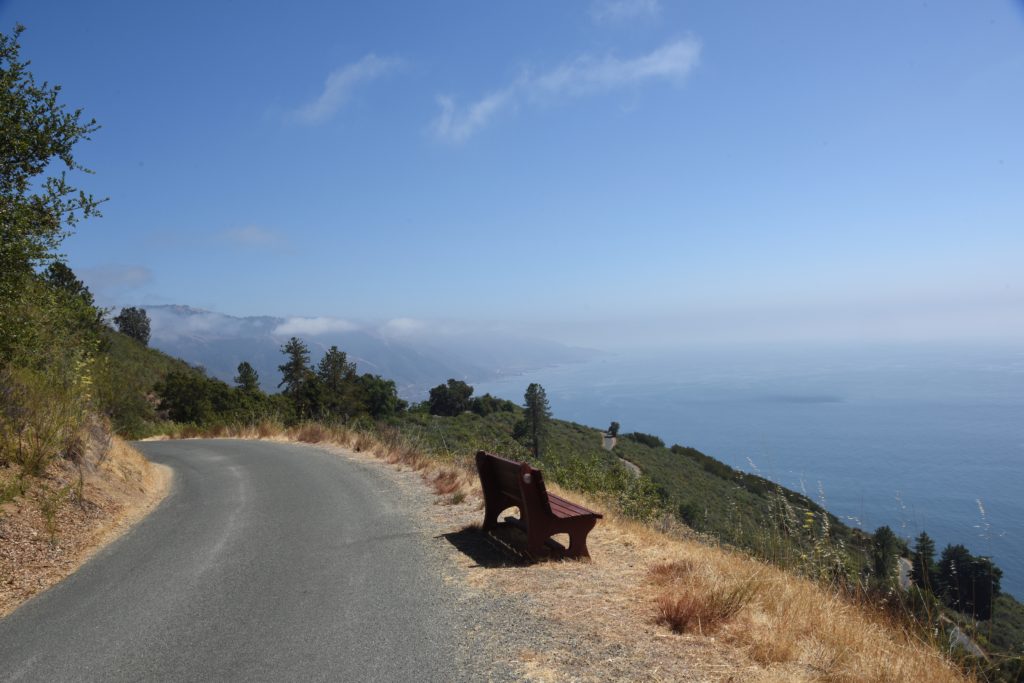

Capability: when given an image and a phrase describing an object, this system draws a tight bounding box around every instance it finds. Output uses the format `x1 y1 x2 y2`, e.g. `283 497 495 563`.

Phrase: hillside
94 328 207 438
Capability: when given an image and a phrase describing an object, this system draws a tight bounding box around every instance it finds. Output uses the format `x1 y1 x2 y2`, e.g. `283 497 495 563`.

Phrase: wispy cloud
272 317 359 336
291 54 400 125
590 0 661 23
219 225 284 248
432 88 516 144
431 38 701 142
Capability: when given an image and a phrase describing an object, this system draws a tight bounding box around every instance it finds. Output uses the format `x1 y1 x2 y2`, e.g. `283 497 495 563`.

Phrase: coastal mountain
142 305 598 398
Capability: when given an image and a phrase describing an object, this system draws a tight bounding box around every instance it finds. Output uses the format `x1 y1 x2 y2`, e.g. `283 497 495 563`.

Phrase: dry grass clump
650 560 760 635
431 468 462 495
256 419 281 439
292 422 329 444
718 560 966 682
351 431 375 453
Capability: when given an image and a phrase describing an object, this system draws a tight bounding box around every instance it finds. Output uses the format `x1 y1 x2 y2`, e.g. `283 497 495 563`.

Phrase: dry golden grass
0 434 171 617
153 422 970 682
651 560 760 635
292 422 329 444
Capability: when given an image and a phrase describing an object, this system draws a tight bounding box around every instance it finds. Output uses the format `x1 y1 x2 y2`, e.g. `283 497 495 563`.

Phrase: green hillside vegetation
94 328 206 437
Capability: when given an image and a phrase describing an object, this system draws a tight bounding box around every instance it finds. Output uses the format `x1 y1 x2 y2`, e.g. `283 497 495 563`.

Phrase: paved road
0 440 466 682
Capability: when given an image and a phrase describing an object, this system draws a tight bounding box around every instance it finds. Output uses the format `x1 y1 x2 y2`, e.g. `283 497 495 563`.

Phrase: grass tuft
293 422 329 444
651 560 759 635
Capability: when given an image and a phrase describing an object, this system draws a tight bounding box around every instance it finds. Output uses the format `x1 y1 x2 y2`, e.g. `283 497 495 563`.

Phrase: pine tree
278 337 318 419
910 531 937 592
234 361 260 393
522 383 551 459
316 346 358 417
871 525 899 582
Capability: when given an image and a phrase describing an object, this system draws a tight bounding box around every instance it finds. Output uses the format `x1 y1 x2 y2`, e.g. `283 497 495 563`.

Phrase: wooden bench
475 450 603 560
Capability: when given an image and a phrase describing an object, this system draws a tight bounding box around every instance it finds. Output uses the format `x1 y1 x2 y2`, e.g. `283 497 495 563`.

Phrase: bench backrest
475 451 552 518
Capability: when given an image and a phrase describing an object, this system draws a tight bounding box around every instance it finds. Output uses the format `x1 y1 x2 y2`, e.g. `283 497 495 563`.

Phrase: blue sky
5 0 1023 346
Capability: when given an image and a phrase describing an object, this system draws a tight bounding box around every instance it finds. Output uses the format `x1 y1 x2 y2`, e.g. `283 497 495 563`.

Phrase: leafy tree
470 392 516 416
114 306 151 345
428 378 473 416
0 25 102 361
234 361 260 393
870 525 900 582
317 346 358 417
607 421 620 437
521 383 551 459
356 373 405 419
43 262 94 307
910 531 937 592
155 370 230 424
38 261 106 347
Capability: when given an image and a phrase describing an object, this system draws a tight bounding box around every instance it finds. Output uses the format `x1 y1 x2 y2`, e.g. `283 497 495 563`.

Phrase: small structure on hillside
602 421 619 450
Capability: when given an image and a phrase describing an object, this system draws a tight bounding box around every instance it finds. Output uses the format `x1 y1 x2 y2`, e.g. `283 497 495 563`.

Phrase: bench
475 450 603 560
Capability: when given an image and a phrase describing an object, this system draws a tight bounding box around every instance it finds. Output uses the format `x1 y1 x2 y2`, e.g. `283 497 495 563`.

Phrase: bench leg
566 519 597 559
482 500 510 532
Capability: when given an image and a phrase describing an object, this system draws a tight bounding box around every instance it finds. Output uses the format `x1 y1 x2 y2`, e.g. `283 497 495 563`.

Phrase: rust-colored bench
475 450 602 560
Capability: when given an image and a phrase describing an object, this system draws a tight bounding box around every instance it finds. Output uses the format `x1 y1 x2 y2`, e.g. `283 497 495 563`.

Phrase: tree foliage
870 525 899 582
520 383 551 459
317 346 359 417
234 361 260 393
937 543 1002 620
625 431 664 448
114 307 150 346
0 25 102 318
910 531 937 592
428 378 474 416
470 392 516 417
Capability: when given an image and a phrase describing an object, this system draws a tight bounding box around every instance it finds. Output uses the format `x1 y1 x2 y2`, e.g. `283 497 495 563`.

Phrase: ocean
475 343 1024 597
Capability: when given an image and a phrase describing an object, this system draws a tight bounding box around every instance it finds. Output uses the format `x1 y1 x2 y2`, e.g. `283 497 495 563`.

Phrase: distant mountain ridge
141 305 599 398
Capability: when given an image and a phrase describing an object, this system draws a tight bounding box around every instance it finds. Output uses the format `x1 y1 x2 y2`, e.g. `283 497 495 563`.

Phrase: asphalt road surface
0 440 473 682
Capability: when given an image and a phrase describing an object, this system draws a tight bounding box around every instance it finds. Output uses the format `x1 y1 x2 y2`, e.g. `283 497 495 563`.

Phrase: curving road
0 440 476 682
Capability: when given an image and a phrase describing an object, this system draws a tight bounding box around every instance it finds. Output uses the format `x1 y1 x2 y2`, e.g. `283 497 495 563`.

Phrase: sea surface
475 343 1024 597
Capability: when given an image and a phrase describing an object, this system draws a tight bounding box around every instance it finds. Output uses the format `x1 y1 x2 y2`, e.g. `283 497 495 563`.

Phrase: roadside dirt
316 441 753 682
0 437 171 617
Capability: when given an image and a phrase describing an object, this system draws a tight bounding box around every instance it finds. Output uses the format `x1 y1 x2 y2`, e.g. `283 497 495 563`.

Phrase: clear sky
5 0 1023 347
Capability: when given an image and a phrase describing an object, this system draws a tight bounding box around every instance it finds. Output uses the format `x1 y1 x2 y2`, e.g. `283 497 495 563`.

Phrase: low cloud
590 0 661 23
148 307 246 342
272 317 359 336
378 317 428 338
431 38 701 142
291 54 401 125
